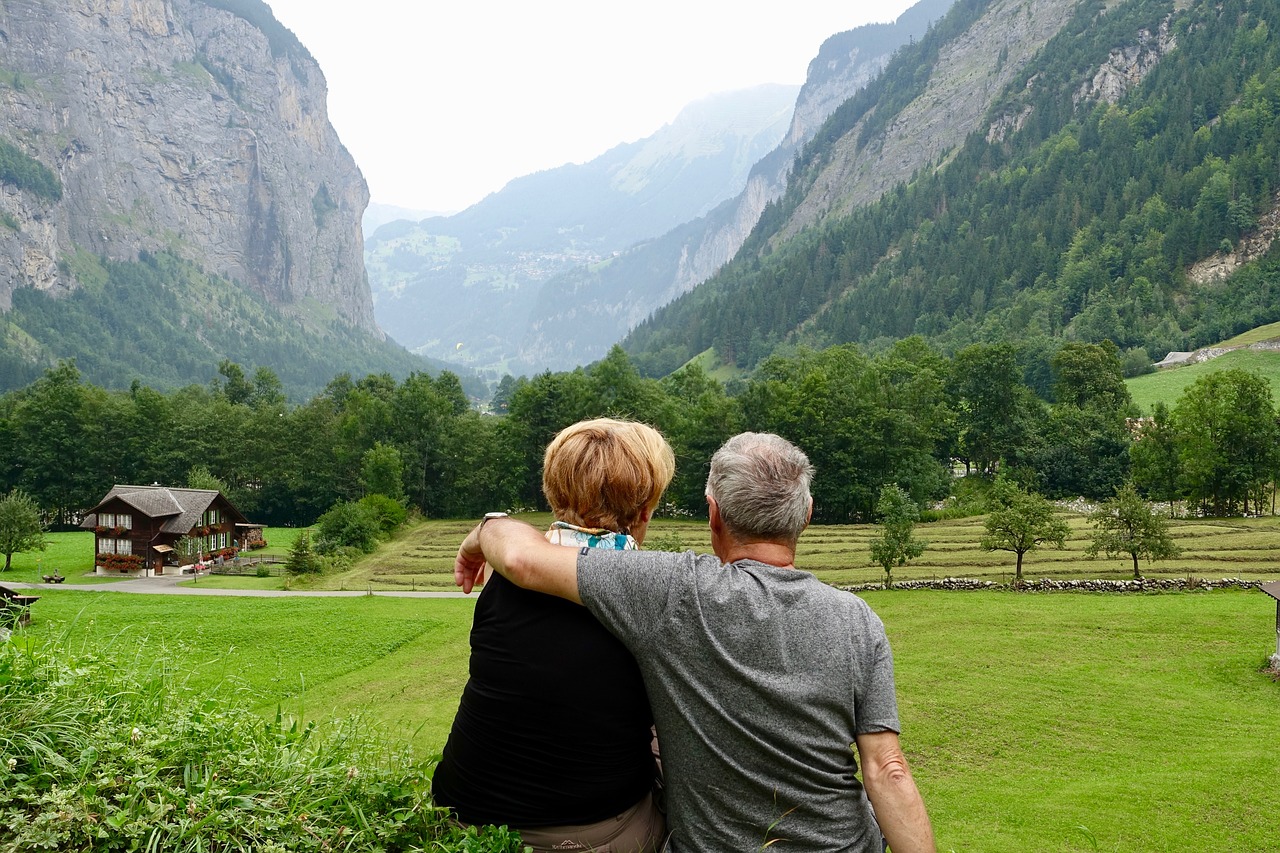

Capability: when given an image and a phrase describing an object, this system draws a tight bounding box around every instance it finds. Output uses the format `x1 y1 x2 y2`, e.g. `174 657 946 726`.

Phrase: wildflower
131 727 141 743
6 758 16 771
347 766 359 780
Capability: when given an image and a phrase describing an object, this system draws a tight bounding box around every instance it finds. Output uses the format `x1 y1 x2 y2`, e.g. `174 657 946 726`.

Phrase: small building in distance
81 485 250 576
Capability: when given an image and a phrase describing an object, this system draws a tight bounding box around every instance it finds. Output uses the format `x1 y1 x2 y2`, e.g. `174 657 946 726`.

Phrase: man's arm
855 730 936 853
454 516 582 603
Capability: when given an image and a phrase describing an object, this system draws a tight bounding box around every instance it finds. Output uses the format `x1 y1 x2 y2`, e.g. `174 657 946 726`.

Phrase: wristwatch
480 511 508 528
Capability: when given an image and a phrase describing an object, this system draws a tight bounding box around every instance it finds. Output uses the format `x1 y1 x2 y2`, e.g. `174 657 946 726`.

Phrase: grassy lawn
21 586 1278 851
1126 348 1280 413
25 591 476 753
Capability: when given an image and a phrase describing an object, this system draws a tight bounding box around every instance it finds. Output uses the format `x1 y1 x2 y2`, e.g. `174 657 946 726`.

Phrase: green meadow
8 517 1280 849
302 513 1280 591
1126 348 1280 413
21 582 1280 852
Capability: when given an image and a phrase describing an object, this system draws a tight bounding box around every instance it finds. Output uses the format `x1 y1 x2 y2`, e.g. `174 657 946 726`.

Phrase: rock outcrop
0 0 376 332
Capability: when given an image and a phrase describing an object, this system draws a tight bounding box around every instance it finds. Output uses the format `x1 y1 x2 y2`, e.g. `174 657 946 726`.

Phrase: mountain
517 0 956 373
0 0 456 397
363 202 450 236
364 84 800 375
624 0 1280 380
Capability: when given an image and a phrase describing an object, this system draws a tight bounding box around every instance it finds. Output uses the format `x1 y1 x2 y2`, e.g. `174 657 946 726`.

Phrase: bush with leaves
359 493 408 537
315 500 383 554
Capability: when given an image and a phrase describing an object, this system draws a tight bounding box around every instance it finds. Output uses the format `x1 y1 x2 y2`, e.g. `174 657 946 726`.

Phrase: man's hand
454 524 487 594
453 516 583 604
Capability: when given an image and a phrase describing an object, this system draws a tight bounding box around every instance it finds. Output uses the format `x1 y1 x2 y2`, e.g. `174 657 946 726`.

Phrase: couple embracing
433 419 934 853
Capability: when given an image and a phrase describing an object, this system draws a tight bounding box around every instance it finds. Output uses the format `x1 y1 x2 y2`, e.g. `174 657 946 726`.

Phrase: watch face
484 512 508 520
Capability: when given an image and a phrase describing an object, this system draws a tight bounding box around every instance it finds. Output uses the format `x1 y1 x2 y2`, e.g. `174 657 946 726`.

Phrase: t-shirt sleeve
576 548 687 649
852 606 901 734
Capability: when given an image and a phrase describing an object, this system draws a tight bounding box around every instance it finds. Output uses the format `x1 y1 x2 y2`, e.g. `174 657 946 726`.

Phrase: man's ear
707 495 722 532
804 498 813 528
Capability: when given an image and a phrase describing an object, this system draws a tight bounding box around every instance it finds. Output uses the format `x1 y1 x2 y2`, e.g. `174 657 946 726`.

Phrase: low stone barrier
840 577 1265 593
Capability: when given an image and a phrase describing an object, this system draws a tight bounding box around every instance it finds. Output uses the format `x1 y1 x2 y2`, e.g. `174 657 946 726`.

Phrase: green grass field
21 586 1279 851
300 512 1280 592
1126 346 1280 413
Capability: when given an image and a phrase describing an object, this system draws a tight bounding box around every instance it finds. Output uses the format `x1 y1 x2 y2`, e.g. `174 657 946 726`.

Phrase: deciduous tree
1085 481 1181 578
0 488 45 572
980 478 1070 581
868 484 926 588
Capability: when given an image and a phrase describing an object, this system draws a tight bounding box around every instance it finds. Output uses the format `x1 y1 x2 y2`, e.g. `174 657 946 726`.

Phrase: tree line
0 339 1276 533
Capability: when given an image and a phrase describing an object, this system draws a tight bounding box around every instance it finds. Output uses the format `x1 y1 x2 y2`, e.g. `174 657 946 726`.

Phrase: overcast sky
264 1 919 214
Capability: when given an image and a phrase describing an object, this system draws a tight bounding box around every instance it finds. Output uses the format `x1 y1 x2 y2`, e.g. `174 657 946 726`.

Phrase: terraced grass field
311 511 1280 591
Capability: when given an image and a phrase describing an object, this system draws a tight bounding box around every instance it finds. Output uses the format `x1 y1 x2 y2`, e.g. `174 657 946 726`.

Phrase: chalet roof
82 485 248 534
1262 580 1280 602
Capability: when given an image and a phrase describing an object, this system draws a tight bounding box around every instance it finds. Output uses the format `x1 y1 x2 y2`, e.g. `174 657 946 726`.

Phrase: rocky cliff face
0 0 376 332
779 0 1082 240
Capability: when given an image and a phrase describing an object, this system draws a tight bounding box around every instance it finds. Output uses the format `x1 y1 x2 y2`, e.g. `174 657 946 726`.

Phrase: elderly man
455 432 935 853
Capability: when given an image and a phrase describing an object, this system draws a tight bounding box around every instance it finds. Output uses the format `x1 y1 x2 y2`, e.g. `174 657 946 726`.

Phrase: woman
432 418 675 853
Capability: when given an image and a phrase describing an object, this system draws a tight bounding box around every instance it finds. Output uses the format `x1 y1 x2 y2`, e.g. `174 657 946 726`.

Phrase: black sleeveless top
431 571 654 827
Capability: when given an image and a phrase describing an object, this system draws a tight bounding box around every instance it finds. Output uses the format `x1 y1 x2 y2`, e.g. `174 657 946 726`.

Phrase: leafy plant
0 635 528 851
868 484 927 588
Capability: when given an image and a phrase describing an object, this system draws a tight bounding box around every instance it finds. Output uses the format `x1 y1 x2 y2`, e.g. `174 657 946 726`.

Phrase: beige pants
512 790 667 853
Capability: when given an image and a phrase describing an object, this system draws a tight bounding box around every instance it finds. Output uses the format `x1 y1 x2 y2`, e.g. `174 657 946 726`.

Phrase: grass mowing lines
26 592 474 716
13 586 1278 848
869 590 1280 851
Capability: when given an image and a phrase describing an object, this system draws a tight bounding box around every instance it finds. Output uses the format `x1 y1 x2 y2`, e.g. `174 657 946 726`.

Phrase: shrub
359 493 408 536
316 500 382 554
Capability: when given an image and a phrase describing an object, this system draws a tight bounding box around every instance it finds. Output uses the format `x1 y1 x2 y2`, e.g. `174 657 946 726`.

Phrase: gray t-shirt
578 548 900 853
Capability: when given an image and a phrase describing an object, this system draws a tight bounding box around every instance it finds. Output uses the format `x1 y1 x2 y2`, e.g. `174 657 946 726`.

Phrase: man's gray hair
705 432 814 543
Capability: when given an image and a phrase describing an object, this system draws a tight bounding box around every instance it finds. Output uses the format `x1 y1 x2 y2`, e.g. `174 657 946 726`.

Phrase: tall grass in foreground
0 635 526 852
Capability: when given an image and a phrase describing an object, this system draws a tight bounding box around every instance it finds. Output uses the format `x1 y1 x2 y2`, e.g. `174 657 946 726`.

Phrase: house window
99 538 115 555
99 513 133 529
202 508 222 527
116 538 132 556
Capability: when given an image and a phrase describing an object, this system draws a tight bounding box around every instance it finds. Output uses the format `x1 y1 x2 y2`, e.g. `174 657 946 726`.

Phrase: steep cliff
0 0 375 333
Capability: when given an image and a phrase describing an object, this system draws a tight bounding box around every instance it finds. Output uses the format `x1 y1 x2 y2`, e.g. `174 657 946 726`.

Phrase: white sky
264 1 918 213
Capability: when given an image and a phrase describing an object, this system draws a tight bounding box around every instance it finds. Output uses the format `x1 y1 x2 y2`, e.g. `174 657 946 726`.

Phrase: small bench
0 585 39 628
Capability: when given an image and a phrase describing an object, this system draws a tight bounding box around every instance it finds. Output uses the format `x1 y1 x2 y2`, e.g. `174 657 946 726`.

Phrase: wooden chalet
81 485 250 576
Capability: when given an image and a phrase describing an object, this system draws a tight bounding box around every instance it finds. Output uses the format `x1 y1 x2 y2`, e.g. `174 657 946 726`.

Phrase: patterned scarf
545 520 638 551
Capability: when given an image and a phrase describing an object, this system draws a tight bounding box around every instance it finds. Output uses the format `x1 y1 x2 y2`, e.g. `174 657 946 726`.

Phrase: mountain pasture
1126 347 1280 414
306 513 1280 591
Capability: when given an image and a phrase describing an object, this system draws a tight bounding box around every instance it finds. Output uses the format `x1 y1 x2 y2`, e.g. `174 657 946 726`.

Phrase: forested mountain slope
514 0 954 373
625 0 1280 377
0 0 448 398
